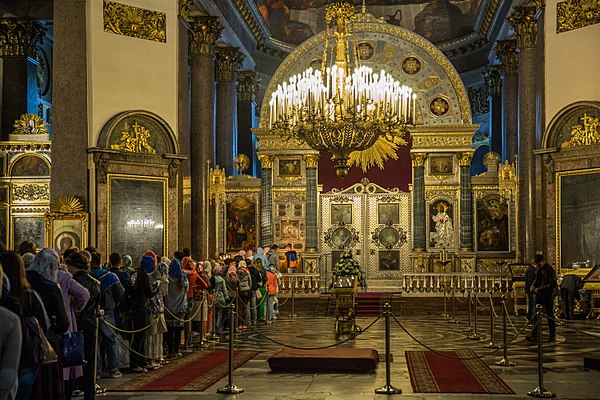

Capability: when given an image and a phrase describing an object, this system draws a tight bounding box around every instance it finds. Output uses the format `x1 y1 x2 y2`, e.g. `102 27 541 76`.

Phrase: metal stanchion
463 290 473 333
289 277 297 318
217 302 244 394
209 299 219 340
375 303 402 395
484 294 499 349
468 292 481 340
266 293 272 325
441 284 449 318
527 305 556 398
199 298 206 347
449 287 460 324
495 295 516 367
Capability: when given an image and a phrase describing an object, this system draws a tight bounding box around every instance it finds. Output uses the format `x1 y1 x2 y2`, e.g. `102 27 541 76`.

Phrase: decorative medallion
234 154 250 174
357 42 374 60
110 122 156 154
418 75 440 91
402 56 421 75
12 183 50 202
12 113 49 136
103 1 166 43
557 0 600 34
430 97 449 116
561 113 600 148
51 195 84 213
372 225 407 249
324 224 359 250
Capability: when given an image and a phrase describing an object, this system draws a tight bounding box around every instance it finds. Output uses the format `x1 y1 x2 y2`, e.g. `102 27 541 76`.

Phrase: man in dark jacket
560 274 583 320
526 254 557 342
525 263 537 321
67 251 101 400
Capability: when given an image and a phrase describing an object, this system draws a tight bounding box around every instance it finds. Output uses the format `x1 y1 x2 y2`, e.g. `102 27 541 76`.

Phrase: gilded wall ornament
483 66 502 96
110 122 156 154
357 42 374 60
257 154 275 168
103 1 166 43
303 154 320 168
0 18 45 57
430 97 449 116
215 47 244 82
418 75 440 91
12 113 49 136
458 152 474 166
51 195 84 213
468 87 490 116
402 56 421 75
557 0 600 33
561 113 600 148
12 183 50 202
411 153 427 167
209 165 226 204
495 39 518 76
508 5 539 49
188 16 222 55
237 71 260 102
234 154 251 174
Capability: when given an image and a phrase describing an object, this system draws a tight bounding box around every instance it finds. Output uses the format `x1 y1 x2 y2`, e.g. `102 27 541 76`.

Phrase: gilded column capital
303 154 320 168
411 152 427 167
482 66 502 96
495 39 518 76
188 16 222 55
258 154 275 168
508 5 539 50
215 46 244 82
0 18 45 57
237 71 260 102
458 152 474 166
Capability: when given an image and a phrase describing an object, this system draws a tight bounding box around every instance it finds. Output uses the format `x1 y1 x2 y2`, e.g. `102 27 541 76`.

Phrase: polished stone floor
99 308 600 400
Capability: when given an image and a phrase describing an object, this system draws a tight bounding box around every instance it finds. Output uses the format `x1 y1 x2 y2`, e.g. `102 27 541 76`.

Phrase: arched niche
9 153 51 177
259 13 472 129
543 101 600 149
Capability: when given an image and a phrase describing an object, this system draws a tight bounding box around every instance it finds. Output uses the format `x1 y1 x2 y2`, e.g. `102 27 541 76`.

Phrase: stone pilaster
495 39 519 163
189 16 222 260
509 5 539 262
258 154 274 247
483 66 502 156
0 18 45 140
411 153 427 250
304 154 319 251
459 152 474 251
237 71 260 175
215 47 244 176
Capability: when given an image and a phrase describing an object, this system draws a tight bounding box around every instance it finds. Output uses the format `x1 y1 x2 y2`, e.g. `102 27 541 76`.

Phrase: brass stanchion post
495 295 516 366
464 289 473 333
209 297 219 340
449 286 460 324
468 292 481 340
289 277 297 318
199 297 206 347
527 305 556 398
484 294 499 349
217 302 244 394
441 283 449 318
375 303 402 395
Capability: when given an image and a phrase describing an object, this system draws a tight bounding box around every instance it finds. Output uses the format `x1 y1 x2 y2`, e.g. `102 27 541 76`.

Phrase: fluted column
509 5 539 262
304 154 319 251
411 153 427 250
258 155 274 247
189 16 222 260
459 152 474 251
237 71 260 175
495 39 519 163
483 66 502 156
215 47 244 176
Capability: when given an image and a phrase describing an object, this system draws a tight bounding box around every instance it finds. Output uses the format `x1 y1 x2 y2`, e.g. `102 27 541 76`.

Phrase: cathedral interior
0 0 599 398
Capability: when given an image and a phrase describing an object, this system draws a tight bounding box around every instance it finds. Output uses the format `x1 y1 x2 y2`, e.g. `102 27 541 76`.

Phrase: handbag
255 288 262 299
23 316 58 366
61 331 85 367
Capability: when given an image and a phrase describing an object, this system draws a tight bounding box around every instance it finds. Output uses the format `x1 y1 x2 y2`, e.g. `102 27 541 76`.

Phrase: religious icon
278 158 301 177
429 156 453 175
226 196 257 252
331 227 353 248
429 200 454 248
330 203 352 225
379 250 400 271
378 203 399 225
476 195 509 252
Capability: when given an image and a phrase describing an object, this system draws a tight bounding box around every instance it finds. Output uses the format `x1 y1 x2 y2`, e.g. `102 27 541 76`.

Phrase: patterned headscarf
28 248 61 282
204 260 212 278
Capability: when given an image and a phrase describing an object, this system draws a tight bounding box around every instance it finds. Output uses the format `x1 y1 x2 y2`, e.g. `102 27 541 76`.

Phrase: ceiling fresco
255 0 481 46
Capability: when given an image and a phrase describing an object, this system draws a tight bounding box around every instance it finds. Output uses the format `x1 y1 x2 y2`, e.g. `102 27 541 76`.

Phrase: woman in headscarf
164 258 187 358
181 256 201 349
122 254 134 274
202 261 213 336
26 248 70 400
237 260 252 328
253 257 268 321
144 255 168 369
212 264 229 337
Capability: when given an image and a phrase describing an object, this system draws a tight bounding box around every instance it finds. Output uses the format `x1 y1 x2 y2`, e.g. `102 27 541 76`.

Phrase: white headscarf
28 248 61 282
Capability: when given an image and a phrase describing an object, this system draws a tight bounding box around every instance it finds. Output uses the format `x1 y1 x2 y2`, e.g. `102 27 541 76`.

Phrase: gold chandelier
268 2 416 180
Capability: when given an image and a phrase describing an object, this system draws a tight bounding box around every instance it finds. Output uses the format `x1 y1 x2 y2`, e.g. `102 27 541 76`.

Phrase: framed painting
557 168 600 270
378 203 399 225
278 158 301 178
429 156 453 175
45 212 89 256
428 199 455 249
476 194 509 252
379 250 400 271
330 203 352 225
12 216 45 250
226 196 257 252
281 219 300 240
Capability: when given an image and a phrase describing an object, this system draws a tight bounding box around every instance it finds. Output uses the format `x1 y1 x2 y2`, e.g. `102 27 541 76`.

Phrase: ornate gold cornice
0 142 51 152
479 0 502 38
508 6 539 50
0 18 45 57
483 66 502 96
103 1 166 43
495 39 518 76
215 46 244 82
303 154 320 168
257 154 275 168
458 152 474 166
557 0 600 33
188 16 222 55
410 125 478 149
411 153 427 167
237 71 260 102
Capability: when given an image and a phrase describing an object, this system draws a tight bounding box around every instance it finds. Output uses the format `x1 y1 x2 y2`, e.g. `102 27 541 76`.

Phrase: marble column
304 154 319 251
459 152 474 251
189 16 222 260
509 5 539 262
411 153 427 250
258 154 274 247
495 39 519 163
237 71 260 175
0 18 45 140
215 47 243 176
483 66 502 156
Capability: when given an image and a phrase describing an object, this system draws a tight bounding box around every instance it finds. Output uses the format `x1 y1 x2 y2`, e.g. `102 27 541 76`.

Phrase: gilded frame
0 154 6 177
474 194 510 253
277 157 302 179
330 203 353 225
45 212 89 255
107 174 168 258
556 168 600 272
11 214 46 250
377 202 400 225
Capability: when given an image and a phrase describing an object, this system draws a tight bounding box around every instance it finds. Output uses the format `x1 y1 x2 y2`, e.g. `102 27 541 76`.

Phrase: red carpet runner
405 350 514 394
112 350 259 391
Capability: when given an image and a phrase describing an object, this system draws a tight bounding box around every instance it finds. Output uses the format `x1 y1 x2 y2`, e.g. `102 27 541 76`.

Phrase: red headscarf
144 250 157 267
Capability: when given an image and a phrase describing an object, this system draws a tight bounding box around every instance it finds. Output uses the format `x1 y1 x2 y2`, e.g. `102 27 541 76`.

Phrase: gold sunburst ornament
51 195 85 213
349 135 408 172
12 113 49 136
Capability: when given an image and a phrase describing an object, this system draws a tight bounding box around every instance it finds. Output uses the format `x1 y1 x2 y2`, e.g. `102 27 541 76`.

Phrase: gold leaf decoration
12 113 49 135
561 113 600 148
51 195 84 213
557 0 600 34
349 136 408 172
103 1 166 43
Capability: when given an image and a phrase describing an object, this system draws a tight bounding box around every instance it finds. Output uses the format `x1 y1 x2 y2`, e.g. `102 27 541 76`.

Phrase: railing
278 273 321 294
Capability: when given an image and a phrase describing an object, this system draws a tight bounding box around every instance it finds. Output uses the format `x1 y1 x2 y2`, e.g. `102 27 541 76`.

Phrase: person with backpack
0 264 23 400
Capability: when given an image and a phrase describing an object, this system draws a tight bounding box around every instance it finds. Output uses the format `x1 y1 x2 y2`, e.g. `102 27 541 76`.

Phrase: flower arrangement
331 250 367 289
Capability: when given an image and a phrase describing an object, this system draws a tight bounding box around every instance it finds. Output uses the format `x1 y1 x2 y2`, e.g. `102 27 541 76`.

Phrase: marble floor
98 308 600 400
